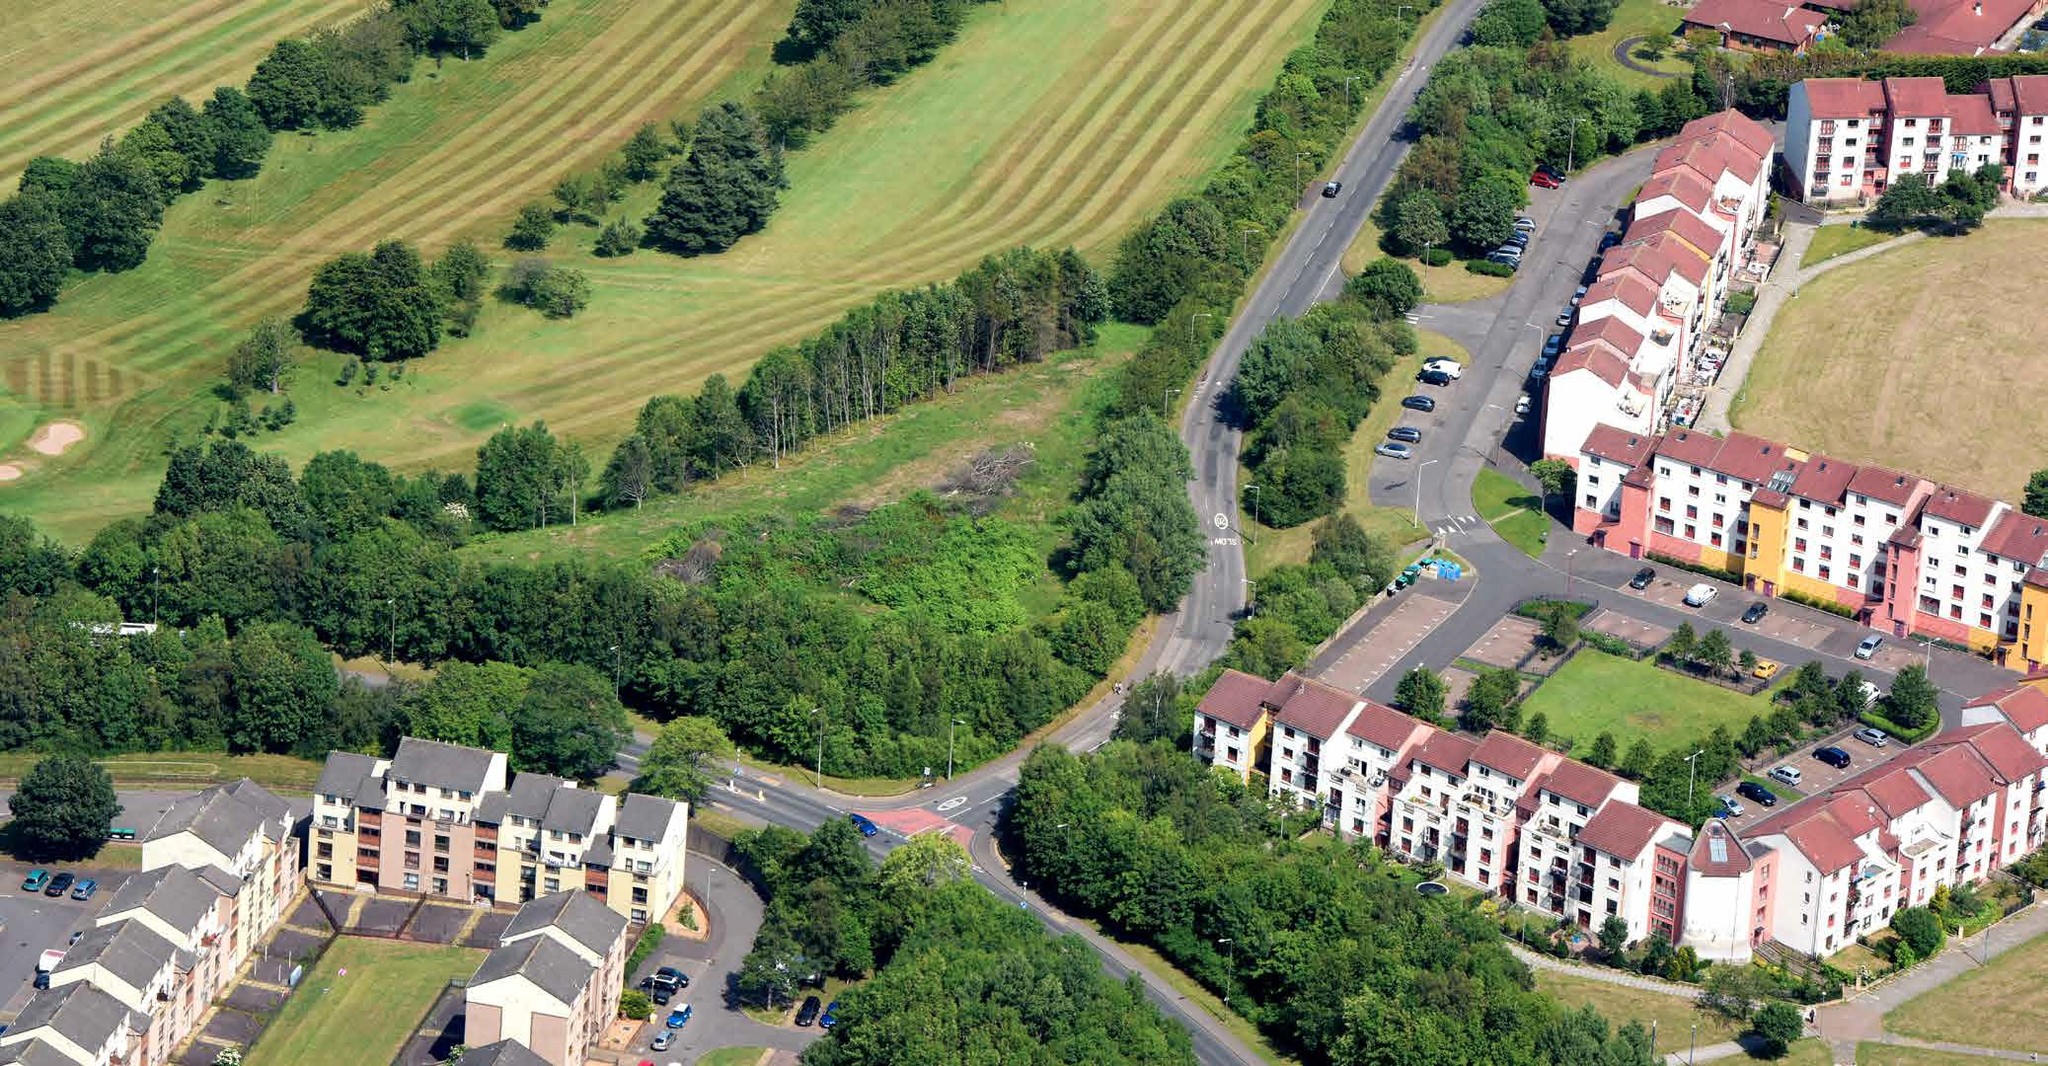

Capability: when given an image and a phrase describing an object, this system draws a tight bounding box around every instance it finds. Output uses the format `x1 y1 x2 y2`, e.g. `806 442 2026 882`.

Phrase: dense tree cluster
600 246 1105 508
1009 741 1660 1065
1867 165 2002 234
1220 515 1395 677
299 240 449 360
728 823 1193 1066
644 102 785 255
1060 413 1208 615
0 0 544 320
1833 0 1918 51
760 0 994 148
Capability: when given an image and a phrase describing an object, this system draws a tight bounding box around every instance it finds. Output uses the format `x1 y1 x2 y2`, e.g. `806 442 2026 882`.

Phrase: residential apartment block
310 738 690 923
0 780 302 1066
465 890 630 1066
1195 670 2048 963
1571 423 2048 667
1788 75 2048 205
1541 110 1774 463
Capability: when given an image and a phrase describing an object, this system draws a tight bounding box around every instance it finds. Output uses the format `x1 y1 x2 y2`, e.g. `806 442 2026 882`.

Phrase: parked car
1504 231 1530 249
1599 230 1622 249
1401 395 1436 412
1542 334 1564 358
1814 746 1852 769
821 1001 841 1029
1853 727 1890 747
1570 285 1588 306
849 812 879 838
1628 567 1655 590
1736 781 1779 807
1513 215 1536 233
1769 765 1804 788
1375 442 1413 460
69 879 96 902
1387 426 1421 443
1527 363 1548 381
1421 358 1463 379
20 870 49 893
650 1030 674 1052
1752 658 1782 680
68 931 84 946
1514 394 1531 416
1683 583 1716 607
1716 794 1746 818
665 1005 693 1029
1531 169 1562 189
1417 369 1454 387
649 980 675 1006
32 972 48 990
1742 601 1768 624
1486 250 1522 268
1554 308 1573 328
1321 180 1343 198
1855 634 1884 659
45 873 74 898
658 966 687 988
796 995 823 1027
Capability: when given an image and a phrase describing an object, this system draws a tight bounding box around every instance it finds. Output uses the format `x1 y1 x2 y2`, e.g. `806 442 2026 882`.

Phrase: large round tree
9 755 119 862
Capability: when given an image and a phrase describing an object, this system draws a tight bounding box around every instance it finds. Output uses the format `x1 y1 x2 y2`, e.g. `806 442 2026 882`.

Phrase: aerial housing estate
1194 670 2048 960
310 737 691 924
464 890 630 1066
1539 110 1774 464
0 781 301 1066
1786 75 2048 205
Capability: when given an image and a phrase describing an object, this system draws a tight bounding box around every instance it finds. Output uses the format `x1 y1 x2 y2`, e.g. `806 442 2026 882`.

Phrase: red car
1530 169 1562 189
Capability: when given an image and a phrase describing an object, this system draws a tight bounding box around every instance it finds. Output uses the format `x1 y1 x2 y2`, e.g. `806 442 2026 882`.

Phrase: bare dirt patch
0 465 20 482
26 420 84 456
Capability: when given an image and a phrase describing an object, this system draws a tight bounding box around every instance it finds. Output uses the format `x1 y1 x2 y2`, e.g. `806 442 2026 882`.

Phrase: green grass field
0 751 322 792
1518 650 1772 749
1566 0 1691 90
1473 467 1548 558
1803 224 1895 266
1858 1045 2012 1065
1885 929 2048 1052
0 0 1328 542
1533 970 1739 1054
1732 220 2048 502
247 938 484 1066
697 1050 773 1066
0 0 371 188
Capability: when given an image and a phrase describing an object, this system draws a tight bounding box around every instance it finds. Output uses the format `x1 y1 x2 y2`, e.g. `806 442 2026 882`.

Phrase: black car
1814 746 1852 769
1401 395 1436 413
1418 369 1453 386
1736 781 1779 807
1321 180 1343 198
1387 426 1421 443
658 966 689 988
1628 567 1655 590
1742 601 1769 624
796 995 824 1027
44 873 74 898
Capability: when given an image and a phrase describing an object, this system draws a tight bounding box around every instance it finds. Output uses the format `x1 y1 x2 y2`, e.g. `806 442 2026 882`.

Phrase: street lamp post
386 598 396 662
1164 387 1182 416
811 707 825 788
1247 484 1261 530
1566 548 1579 599
1342 75 1358 111
1689 1023 1697 1065
1244 578 1258 616
609 644 622 695
1684 748 1706 806
947 718 965 780
1566 116 1582 173
1294 150 1312 190
151 566 160 626
1415 458 1440 525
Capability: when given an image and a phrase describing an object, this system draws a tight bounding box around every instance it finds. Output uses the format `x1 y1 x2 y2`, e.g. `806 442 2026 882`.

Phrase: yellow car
1752 658 1782 681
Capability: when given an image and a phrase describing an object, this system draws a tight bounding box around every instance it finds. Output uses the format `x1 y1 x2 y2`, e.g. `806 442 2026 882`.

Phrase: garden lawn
1803 224 1894 265
1517 650 1772 749
246 938 484 1066
1732 220 2048 502
0 751 322 793
1533 970 1739 1054
1474 467 1549 558
697 1050 774 1066
1858 1045 2013 1065
1563 0 1691 90
0 0 1329 542
1341 218 1513 304
1884 928 2048 1052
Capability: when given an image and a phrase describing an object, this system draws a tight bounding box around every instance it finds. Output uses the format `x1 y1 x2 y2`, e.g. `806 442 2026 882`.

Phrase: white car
1683 583 1716 607
1421 358 1463 379
1514 395 1531 416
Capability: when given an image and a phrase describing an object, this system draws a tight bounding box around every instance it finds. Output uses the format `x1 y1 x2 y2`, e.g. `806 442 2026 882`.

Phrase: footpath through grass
1517 650 1772 750
1885 929 2048 1052
247 938 484 1066
1473 468 1549 558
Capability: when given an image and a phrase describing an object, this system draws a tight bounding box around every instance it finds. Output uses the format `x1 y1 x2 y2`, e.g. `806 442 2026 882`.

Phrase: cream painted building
465 891 630 1066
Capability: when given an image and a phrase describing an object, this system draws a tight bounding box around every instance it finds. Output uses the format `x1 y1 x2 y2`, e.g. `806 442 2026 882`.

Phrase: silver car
1375 442 1412 460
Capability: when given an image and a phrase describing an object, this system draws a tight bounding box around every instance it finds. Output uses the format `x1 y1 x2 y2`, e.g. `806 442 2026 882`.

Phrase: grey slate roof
101 865 220 934
8 981 135 1055
502 890 627 959
55 920 179 992
540 787 604 837
315 752 384 803
459 1040 552 1066
145 779 285 855
614 793 681 844
196 865 245 897
480 773 606 838
471 933 591 1009
388 737 497 793
223 778 292 826
582 838 613 867
0 1036 93 1066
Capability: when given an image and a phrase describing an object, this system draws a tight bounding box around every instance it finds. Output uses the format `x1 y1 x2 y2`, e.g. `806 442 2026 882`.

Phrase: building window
405 830 421 847
1793 557 1806 573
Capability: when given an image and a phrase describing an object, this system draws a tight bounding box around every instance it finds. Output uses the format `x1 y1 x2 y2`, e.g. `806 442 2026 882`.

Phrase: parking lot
0 862 131 1021
1721 725 1906 815
1626 574 1850 656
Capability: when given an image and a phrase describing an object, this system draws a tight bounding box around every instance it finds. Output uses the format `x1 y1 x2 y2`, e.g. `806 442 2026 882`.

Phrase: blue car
820 1001 840 1029
849 813 878 838
665 1004 692 1029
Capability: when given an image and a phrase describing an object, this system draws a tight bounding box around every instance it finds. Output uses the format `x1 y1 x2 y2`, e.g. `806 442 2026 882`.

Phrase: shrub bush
1465 259 1515 276
1646 551 1743 585
1777 586 1857 618
1724 290 1758 315
1420 247 1455 266
1860 707 1937 743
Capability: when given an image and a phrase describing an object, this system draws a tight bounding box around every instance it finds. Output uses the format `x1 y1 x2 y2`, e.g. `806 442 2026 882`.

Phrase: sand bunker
0 465 20 482
27 421 84 456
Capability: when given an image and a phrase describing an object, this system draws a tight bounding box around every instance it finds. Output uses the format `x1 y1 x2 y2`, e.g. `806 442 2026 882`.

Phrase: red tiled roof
1910 744 2003 806
1921 487 1996 528
1626 208 1727 261
1688 819 1752 875
1268 672 1359 739
1576 801 1676 859
1698 431 1802 486
1987 76 2018 113
1410 731 1479 777
1860 770 1933 819
1777 808 1866 874
1681 0 1825 46
1197 669 1274 729
1947 93 2003 137
1347 698 1427 751
1472 731 1549 781
1981 510 2048 565
1969 685 2048 733
1680 110 1777 161
1654 137 1762 194
1942 722 2048 781
1799 78 1887 119
2014 74 2048 114
1888 0 2035 55
1555 345 1631 388
1583 273 1661 317
1789 454 1858 506
1847 464 1921 507
1542 760 1623 808
1581 424 1658 468
1568 316 1648 358
1603 234 1708 289
1637 169 1714 214
1883 76 1953 117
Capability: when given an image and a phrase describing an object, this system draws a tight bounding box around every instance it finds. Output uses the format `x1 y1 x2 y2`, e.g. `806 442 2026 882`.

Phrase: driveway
0 862 132 1023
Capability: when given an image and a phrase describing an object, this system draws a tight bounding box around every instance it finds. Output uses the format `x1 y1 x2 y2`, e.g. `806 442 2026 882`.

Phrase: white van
1683 583 1717 607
